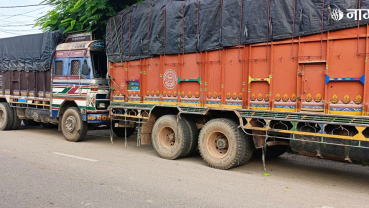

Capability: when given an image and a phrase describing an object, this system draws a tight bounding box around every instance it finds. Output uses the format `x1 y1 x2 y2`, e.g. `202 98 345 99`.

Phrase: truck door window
71 60 80 76
91 52 107 78
54 60 63 76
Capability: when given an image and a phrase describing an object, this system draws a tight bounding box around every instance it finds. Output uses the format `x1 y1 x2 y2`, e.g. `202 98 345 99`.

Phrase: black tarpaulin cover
106 0 369 62
0 31 64 72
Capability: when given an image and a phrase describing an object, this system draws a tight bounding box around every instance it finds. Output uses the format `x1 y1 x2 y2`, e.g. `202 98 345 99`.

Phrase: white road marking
53 152 98 162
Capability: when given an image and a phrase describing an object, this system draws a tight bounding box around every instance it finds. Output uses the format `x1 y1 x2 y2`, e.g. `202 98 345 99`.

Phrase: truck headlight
98 103 106 109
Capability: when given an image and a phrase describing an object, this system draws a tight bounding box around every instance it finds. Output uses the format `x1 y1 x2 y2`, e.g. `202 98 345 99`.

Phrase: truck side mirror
82 63 90 76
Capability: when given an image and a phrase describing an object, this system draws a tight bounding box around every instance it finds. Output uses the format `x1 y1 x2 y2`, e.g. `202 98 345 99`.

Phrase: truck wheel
151 115 191 160
41 123 58 129
0 103 14 131
253 145 288 159
198 119 253 170
181 116 199 157
61 107 88 142
23 120 40 126
113 127 135 138
11 108 21 130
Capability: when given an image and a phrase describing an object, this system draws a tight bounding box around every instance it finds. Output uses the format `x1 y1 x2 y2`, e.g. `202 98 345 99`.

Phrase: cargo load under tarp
0 31 64 72
106 0 369 62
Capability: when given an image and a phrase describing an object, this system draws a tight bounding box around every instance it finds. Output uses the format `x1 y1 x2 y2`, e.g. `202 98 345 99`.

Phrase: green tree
36 0 140 34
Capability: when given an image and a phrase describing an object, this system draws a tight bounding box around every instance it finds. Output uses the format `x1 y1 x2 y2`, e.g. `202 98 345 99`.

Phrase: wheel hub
168 133 175 142
65 116 77 133
206 131 230 159
158 126 176 149
216 138 228 149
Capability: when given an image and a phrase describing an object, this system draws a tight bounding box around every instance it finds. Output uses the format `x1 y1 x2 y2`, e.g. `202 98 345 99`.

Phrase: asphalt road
0 125 368 208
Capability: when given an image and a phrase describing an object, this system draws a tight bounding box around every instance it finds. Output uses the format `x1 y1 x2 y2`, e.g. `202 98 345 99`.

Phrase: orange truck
107 0 369 169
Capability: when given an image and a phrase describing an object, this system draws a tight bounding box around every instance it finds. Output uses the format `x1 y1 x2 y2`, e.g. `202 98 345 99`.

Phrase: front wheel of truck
0 103 14 131
61 107 88 142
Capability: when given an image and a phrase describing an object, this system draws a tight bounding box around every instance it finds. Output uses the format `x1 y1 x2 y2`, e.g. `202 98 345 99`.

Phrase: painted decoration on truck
163 69 177 90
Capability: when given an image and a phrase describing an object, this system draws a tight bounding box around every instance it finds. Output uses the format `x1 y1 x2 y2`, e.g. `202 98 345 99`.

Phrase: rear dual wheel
0 103 21 131
198 119 254 170
151 115 198 160
0 103 14 131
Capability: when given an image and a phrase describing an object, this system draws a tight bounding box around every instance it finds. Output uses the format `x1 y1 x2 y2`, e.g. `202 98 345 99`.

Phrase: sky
0 0 52 38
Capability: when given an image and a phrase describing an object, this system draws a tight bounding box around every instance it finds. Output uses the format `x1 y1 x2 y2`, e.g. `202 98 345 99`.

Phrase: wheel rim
65 116 77 133
206 131 230 159
0 110 4 125
158 126 176 149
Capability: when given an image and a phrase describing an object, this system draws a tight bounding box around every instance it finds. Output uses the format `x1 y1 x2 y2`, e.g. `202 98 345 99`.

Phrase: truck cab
51 32 110 140
0 31 110 142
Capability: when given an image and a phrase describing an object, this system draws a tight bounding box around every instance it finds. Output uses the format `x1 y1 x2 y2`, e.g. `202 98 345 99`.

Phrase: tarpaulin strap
265 0 270 60
196 0 200 64
238 0 244 61
147 2 156 58
357 0 369 55
182 0 187 57
239 0 271 61
219 0 223 48
164 3 167 56
121 12 126 63
163 0 172 65
291 0 324 59
128 14 132 62
109 18 115 63
197 0 200 52
113 17 123 63
218 0 223 63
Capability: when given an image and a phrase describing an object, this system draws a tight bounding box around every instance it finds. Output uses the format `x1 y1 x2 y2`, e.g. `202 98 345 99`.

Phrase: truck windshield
91 52 107 78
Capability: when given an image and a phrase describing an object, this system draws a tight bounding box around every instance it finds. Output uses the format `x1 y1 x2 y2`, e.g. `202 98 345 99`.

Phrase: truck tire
61 107 88 142
198 119 253 170
151 115 191 160
0 103 14 131
113 127 135 138
181 116 199 157
11 108 21 130
41 123 58 129
253 145 288 160
23 120 40 126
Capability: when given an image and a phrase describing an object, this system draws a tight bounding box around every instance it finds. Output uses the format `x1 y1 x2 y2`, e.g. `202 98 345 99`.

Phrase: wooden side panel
326 38 365 115
205 51 222 107
249 45 271 110
272 44 298 112
179 53 201 106
127 60 141 103
144 58 161 104
224 48 243 108
161 55 179 105
301 64 326 112
110 63 127 101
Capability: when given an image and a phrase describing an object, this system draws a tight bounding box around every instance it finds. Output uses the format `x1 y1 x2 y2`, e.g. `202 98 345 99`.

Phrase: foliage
35 0 140 34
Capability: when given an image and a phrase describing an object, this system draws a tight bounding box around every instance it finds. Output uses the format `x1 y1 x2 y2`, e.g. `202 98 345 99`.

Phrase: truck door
301 64 325 112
